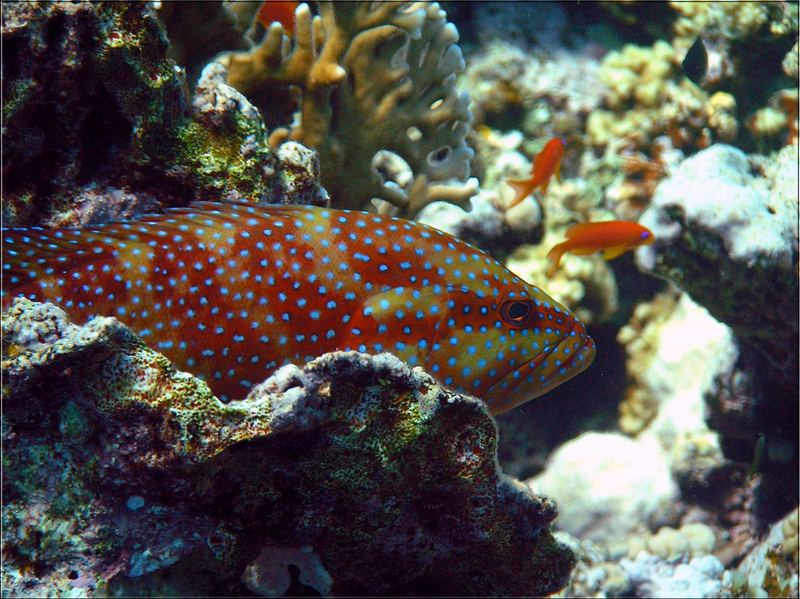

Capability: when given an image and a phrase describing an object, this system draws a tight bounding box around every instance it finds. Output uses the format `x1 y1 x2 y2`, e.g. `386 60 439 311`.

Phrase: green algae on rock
0 2 295 228
2 298 575 597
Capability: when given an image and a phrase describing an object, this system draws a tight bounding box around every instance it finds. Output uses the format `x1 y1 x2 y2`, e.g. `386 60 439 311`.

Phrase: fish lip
485 321 595 414
516 327 593 389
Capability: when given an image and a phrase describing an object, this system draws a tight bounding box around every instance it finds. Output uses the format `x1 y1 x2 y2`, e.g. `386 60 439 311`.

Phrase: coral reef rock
554 532 633 598
1 2 291 228
637 144 798 392
637 145 798 525
618 293 736 468
416 191 506 248
156 1 250 87
621 552 724 599
2 2 183 225
722 508 799 597
529 432 677 543
2 298 575 597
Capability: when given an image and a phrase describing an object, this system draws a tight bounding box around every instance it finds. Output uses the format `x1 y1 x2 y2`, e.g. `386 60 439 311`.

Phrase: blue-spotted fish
2 201 595 414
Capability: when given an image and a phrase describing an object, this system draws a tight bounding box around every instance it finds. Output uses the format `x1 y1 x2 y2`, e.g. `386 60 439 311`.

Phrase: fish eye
500 300 533 326
640 231 650 239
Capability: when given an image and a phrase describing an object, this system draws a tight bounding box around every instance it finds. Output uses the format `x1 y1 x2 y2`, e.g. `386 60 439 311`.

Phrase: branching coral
220 2 477 215
670 1 788 47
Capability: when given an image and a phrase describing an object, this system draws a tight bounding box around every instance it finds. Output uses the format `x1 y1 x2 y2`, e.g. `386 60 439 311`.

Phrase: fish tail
506 178 534 208
546 242 568 277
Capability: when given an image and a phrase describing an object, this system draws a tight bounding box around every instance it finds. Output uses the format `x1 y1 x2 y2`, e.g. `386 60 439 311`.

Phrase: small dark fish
682 37 708 85
747 433 766 478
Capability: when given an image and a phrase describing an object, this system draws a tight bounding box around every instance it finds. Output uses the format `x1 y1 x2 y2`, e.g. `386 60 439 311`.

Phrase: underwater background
1 1 798 597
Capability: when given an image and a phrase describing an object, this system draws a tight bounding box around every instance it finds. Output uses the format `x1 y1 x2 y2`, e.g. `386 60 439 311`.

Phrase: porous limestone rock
621 552 724 599
629 294 737 452
722 508 799 597
552 532 633 598
528 432 677 543
416 192 506 248
2 2 187 225
1 2 285 227
637 144 798 391
637 145 798 524
2 298 575 597
156 1 250 86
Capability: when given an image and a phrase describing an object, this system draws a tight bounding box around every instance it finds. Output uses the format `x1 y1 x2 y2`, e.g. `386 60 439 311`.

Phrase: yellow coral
670 1 770 43
780 508 798 563
783 41 799 78
616 291 680 434
618 387 658 435
643 523 716 560
599 41 676 110
706 91 738 141
749 107 788 140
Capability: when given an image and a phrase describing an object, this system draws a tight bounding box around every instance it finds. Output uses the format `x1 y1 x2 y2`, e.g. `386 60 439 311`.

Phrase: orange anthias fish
2 201 595 415
506 137 566 208
257 1 298 34
547 221 655 277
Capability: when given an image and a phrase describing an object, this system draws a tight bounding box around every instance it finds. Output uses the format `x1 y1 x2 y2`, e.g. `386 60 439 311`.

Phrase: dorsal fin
1 202 325 301
564 222 598 239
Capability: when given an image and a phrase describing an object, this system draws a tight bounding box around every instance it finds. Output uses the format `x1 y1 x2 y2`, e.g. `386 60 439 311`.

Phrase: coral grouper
2 201 595 413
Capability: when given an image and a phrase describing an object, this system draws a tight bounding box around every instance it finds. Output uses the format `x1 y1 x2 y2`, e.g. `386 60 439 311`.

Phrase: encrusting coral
220 1 478 216
2 1 189 226
2 297 575 597
722 508 800 597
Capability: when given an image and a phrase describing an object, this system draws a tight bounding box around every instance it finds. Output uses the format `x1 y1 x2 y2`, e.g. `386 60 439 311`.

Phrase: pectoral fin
602 245 630 260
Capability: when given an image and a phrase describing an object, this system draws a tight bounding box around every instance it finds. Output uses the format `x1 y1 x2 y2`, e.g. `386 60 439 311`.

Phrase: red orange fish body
506 137 566 208
257 1 298 34
546 220 655 277
2 202 594 414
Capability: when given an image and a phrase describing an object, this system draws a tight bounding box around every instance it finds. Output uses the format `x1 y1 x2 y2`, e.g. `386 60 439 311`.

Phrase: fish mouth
485 321 596 415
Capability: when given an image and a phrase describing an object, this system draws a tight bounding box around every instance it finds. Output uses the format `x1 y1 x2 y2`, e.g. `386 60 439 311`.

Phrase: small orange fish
506 137 566 208
257 1 298 34
546 221 655 277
